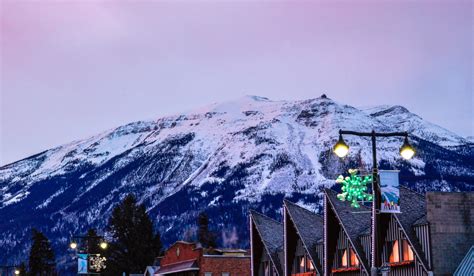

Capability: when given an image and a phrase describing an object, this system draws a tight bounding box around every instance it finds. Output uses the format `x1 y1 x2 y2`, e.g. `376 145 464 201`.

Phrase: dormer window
350 249 359 266
292 254 314 274
338 248 359 268
306 257 315 271
264 261 271 276
402 239 414 261
298 256 305 272
341 250 348 267
389 240 400 263
387 238 415 264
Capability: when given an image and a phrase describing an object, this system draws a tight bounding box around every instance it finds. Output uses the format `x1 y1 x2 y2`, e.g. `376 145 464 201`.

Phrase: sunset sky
1 0 472 165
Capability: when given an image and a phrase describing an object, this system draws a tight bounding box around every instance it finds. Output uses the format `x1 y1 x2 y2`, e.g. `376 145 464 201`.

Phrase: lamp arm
339 129 408 138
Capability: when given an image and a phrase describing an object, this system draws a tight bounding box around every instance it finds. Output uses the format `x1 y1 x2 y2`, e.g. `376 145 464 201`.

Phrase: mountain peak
1 96 472 268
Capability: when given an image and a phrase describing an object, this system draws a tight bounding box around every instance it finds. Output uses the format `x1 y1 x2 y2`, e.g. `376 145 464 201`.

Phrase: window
340 249 348 267
222 273 230 276
350 249 359 266
306 256 315 271
264 262 271 276
338 248 359 268
389 240 400 263
388 239 414 263
293 255 314 273
299 256 305 272
205 273 212 276
292 256 304 273
402 239 414 261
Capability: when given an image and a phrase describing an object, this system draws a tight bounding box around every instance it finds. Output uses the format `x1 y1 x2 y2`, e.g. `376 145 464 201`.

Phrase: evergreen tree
182 227 196 242
17 262 27 276
28 229 56 276
86 228 101 254
153 232 163 256
197 212 217 248
104 194 162 276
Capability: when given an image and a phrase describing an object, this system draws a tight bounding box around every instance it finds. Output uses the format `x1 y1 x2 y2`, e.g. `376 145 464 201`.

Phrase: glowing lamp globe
14 269 20 275
400 137 415 160
333 134 349 158
100 242 108 249
70 242 77 249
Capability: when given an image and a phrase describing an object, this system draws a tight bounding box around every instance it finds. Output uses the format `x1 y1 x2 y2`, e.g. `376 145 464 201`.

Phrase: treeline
16 194 218 275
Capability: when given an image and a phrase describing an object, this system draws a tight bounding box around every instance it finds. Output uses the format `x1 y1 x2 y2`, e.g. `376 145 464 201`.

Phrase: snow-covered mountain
1 95 473 271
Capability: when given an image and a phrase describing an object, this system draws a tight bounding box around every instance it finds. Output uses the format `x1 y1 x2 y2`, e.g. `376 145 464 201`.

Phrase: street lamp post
333 129 415 276
69 234 108 275
70 235 108 251
0 265 20 276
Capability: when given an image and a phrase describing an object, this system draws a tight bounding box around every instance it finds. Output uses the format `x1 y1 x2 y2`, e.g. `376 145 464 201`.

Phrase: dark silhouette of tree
154 232 163 256
197 212 217 248
182 227 196 242
18 262 27 276
28 229 56 276
86 228 101 254
104 194 162 276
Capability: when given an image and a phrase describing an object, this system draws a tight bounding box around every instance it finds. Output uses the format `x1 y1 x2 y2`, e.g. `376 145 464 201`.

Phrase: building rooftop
250 210 284 276
284 199 324 272
325 188 372 273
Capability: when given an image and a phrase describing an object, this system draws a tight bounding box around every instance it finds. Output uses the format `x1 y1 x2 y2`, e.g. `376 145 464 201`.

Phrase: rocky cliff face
1 95 473 269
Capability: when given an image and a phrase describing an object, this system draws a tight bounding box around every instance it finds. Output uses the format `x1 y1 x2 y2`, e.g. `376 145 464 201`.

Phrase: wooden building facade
324 187 432 276
249 186 474 275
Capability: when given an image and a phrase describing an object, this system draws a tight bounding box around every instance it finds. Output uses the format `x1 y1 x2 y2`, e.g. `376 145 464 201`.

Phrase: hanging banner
78 254 88 274
379 170 401 213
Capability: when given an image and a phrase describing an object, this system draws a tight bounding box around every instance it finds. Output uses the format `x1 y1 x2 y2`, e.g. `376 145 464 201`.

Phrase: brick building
249 186 473 276
155 241 250 276
426 192 474 276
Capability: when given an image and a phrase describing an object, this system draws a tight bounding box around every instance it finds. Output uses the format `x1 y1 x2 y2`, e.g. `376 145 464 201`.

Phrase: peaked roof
454 245 474 276
325 188 371 273
250 210 284 276
283 200 324 273
413 215 427 226
325 186 431 273
393 186 430 271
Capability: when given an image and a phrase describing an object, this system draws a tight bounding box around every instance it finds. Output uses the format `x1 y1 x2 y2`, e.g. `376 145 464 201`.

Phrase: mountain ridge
2 95 469 168
1 95 473 272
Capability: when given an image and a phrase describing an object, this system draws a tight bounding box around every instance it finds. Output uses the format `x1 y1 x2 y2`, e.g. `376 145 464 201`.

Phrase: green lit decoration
336 169 373 208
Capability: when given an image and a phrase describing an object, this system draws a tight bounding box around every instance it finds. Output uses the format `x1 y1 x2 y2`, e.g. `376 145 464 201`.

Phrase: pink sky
1 0 473 165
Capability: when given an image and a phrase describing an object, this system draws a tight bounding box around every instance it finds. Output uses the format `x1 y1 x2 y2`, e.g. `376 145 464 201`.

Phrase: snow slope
0 95 472 271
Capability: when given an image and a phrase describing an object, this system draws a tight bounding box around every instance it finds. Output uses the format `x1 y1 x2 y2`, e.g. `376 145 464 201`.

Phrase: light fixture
14 269 20 275
100 241 108 249
333 133 349 158
400 136 415 160
70 242 77 249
